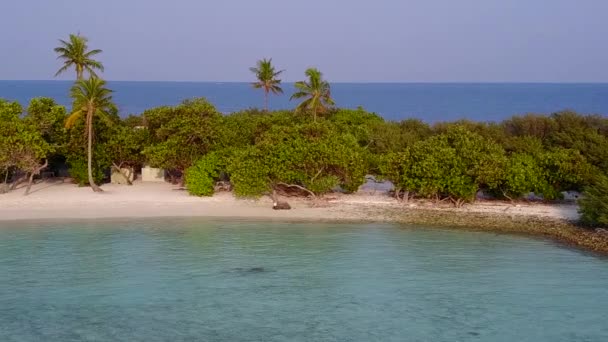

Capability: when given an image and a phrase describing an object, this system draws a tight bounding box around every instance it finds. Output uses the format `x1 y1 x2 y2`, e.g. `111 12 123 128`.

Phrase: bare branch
275 182 317 199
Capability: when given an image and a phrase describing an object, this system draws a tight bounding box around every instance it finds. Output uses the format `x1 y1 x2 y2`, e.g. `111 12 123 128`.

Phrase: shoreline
1 180 607 255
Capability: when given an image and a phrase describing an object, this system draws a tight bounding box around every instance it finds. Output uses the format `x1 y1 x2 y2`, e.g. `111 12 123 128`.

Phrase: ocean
1 80 608 122
2 219 607 341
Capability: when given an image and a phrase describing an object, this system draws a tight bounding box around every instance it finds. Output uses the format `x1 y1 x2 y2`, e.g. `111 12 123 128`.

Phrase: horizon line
2 79 608 85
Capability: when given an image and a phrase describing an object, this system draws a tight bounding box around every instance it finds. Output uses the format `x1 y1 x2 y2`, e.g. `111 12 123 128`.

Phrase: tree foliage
67 78 115 192
291 68 335 121
185 151 225 196
579 175 608 227
250 58 284 111
5 82 608 220
143 98 222 181
222 122 367 198
378 126 506 206
54 34 104 80
0 99 52 194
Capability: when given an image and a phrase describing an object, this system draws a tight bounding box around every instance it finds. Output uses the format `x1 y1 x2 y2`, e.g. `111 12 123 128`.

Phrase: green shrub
579 176 608 227
392 126 506 205
185 153 223 196
499 153 546 199
67 157 106 186
143 98 223 175
226 148 271 198
226 122 367 198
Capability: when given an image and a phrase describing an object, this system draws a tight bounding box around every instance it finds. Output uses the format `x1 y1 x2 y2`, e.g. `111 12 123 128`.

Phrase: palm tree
250 58 284 111
66 78 114 192
54 34 104 80
290 68 335 121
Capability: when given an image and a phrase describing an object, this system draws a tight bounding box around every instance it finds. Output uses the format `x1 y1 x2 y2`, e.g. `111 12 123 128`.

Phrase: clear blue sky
1 0 607 82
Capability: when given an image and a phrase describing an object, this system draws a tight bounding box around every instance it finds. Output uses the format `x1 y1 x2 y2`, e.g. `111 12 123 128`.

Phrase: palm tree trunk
77 66 83 80
86 106 103 192
264 90 269 112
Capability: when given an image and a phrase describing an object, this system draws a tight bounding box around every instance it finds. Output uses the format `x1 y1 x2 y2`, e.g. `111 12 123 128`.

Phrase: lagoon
1 219 607 341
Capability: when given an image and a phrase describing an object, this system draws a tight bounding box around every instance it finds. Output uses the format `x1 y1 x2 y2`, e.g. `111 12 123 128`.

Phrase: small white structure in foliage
142 166 165 182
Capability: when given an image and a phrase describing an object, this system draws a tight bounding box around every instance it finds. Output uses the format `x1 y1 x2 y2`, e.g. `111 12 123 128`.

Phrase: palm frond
290 91 310 100
96 108 116 127
54 63 73 77
291 67 335 118
54 33 104 79
84 49 102 57
295 98 312 113
293 81 311 92
65 110 83 128
270 85 283 95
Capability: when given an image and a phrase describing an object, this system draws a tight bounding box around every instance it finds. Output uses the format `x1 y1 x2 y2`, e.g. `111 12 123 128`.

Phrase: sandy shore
0 179 579 222
5 180 608 255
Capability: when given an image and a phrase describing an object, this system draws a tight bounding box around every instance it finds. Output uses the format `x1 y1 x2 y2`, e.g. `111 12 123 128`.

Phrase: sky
1 0 607 82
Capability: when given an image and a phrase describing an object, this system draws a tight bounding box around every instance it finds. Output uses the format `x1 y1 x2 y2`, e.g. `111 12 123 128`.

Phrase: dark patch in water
231 267 270 275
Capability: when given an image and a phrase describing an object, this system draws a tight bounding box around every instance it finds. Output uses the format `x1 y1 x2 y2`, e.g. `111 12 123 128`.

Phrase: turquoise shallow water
0 219 607 341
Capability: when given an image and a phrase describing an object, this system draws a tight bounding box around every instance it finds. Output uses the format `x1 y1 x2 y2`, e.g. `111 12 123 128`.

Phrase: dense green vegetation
1 32 608 228
4 97 605 219
67 78 116 191
578 175 608 227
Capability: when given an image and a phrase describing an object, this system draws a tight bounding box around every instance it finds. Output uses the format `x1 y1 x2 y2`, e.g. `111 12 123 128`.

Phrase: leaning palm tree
66 78 114 192
54 34 104 80
290 68 335 122
250 58 284 111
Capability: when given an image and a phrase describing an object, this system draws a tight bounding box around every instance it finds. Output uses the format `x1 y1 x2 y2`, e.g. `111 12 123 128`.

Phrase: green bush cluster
226 122 368 197
0 99 54 191
66 157 106 186
579 176 608 227
184 152 223 196
3 95 608 224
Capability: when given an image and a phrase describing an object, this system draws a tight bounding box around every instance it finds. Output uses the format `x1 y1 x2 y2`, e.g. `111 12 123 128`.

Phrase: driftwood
275 182 317 199
449 196 467 208
393 188 410 203
214 180 232 192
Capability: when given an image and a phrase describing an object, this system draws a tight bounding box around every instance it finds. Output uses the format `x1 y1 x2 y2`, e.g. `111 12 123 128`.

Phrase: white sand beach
0 179 579 223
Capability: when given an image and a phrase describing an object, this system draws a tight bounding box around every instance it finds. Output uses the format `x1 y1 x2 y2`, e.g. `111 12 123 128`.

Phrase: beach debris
596 228 608 236
214 180 232 192
273 201 292 210
271 188 293 210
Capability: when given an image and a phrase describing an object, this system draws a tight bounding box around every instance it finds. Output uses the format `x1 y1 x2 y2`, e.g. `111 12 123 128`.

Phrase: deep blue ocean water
1 81 608 122
1 219 607 341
